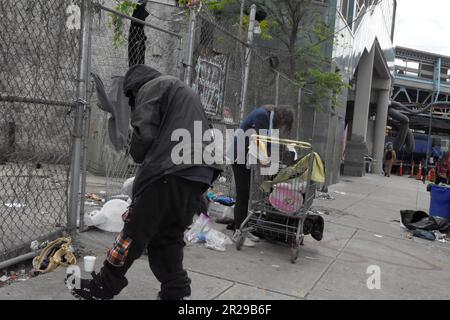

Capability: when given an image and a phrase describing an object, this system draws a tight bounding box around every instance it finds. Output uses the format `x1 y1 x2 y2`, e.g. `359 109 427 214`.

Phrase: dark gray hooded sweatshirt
123 65 222 199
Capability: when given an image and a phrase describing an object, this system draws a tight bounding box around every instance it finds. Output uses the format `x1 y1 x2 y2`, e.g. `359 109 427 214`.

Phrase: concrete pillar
352 47 375 141
373 87 391 174
344 47 375 177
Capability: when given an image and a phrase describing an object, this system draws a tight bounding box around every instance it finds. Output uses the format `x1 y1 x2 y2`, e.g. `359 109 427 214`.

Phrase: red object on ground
427 169 432 181
430 168 436 181
399 161 403 176
417 162 423 180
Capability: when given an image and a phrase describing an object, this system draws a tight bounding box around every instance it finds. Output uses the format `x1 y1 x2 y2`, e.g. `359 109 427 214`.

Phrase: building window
395 58 420 78
339 0 355 29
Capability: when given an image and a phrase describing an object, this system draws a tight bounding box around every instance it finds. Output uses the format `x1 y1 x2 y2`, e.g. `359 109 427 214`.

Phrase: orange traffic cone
410 161 415 177
426 169 432 181
399 161 403 176
417 162 423 181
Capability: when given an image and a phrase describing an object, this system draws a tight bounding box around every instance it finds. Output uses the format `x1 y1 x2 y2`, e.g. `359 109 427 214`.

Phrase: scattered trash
218 176 227 183
17 270 28 281
433 231 447 242
316 192 335 200
208 202 234 221
405 233 413 240
84 201 98 206
400 210 449 239
4 202 26 208
204 229 233 252
308 208 329 216
271 265 280 269
412 229 436 241
184 214 232 252
30 240 39 251
84 199 128 233
99 191 106 195
85 193 102 202
185 214 212 244
333 191 346 195
374 234 383 238
0 276 8 282
32 237 77 274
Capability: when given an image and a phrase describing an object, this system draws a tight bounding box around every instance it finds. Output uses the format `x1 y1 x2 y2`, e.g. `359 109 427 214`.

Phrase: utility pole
239 4 256 122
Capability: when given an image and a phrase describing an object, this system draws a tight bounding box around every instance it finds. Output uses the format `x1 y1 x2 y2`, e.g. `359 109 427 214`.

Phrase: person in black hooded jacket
68 65 221 300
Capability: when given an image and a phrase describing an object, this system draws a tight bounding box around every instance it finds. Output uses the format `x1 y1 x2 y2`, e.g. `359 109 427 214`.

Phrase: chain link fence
0 0 306 262
83 1 185 201
83 2 304 201
0 0 82 261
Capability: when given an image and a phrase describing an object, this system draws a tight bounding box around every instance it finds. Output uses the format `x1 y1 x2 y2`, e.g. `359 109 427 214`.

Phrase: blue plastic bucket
429 185 450 220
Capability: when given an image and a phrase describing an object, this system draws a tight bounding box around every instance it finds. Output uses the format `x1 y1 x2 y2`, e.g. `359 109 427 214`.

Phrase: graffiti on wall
193 56 228 117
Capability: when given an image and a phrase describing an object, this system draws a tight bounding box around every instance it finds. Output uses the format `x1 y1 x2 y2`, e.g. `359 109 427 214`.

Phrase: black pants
99 175 205 300
232 164 251 231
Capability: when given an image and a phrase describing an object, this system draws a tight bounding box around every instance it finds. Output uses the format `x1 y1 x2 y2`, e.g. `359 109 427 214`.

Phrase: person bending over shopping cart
227 105 294 247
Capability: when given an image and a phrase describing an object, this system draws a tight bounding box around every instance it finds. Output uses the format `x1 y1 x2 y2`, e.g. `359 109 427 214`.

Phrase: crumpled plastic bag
203 229 233 252
184 214 232 251
121 177 135 200
185 214 212 244
400 210 449 233
84 199 128 232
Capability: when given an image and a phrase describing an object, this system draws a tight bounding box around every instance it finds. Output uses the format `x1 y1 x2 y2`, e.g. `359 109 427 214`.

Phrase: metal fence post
239 4 256 122
275 72 280 108
178 37 184 81
184 7 197 86
68 0 92 233
296 87 303 140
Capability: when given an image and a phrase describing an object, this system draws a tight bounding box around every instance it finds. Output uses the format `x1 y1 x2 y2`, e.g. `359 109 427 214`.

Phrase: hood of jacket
123 64 162 98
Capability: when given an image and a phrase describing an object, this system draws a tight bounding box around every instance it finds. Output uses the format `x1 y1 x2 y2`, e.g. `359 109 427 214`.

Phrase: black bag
400 210 449 234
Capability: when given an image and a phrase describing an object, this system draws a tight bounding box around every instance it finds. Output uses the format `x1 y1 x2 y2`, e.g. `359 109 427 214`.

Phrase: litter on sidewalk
4 202 26 208
85 193 103 202
400 210 449 241
84 199 128 233
316 192 335 200
185 214 233 252
32 237 77 274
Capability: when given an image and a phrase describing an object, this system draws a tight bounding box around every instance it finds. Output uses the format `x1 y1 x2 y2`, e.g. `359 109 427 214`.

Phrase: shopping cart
235 135 320 263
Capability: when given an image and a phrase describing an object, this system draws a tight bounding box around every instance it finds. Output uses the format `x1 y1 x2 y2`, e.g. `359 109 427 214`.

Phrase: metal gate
0 0 83 261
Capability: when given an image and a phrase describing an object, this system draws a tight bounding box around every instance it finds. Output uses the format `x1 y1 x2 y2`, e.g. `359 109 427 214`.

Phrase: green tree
213 0 348 108
250 0 347 108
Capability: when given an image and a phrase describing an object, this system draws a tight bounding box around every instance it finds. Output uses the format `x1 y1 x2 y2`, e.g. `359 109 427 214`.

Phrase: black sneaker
65 271 114 300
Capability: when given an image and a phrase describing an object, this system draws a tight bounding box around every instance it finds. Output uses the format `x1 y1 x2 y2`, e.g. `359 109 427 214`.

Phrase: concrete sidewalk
1 174 449 300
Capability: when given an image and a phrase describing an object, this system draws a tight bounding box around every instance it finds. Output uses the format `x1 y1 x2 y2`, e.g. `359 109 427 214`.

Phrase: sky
394 0 450 56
